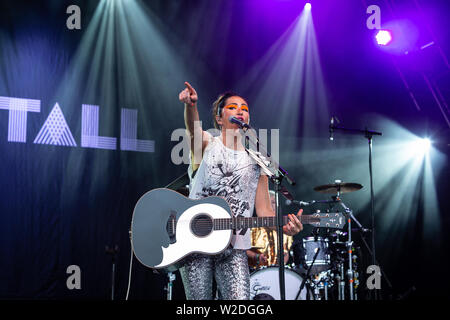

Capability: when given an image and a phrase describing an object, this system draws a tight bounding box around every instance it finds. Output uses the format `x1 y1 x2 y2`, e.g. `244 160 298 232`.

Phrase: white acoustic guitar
130 188 345 271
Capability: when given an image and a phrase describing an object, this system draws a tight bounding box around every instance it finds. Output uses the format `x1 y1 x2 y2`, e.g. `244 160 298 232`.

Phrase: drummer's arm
246 249 260 263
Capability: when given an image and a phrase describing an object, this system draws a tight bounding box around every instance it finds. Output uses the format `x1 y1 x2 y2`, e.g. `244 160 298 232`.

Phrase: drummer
247 191 294 268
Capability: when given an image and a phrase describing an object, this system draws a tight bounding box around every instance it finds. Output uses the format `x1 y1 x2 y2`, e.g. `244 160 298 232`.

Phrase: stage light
401 137 432 161
374 20 419 55
416 137 431 154
375 30 392 46
304 3 311 11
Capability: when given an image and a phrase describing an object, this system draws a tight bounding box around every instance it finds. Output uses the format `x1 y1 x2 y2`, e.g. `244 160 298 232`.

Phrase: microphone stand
239 125 296 301
105 245 119 300
274 181 286 301
296 248 320 300
330 123 382 300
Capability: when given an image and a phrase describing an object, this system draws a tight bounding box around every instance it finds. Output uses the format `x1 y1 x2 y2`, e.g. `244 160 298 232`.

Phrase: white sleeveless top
188 132 261 249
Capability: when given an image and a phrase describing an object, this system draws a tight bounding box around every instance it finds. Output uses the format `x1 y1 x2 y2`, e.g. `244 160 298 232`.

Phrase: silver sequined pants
179 248 250 300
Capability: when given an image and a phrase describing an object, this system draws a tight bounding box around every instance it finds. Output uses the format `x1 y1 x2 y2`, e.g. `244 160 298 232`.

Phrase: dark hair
211 91 245 129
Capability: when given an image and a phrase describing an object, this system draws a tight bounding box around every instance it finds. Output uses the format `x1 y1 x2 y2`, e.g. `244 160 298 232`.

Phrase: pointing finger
184 81 195 94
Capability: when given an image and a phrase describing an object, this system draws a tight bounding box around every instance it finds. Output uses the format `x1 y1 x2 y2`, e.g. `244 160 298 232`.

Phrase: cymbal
313 182 363 194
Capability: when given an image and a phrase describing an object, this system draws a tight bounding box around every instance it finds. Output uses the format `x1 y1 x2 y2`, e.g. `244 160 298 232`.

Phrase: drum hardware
281 187 370 300
323 277 329 300
330 196 359 300
311 180 369 300
165 271 176 300
296 247 320 300
337 196 385 300
341 199 356 300
334 201 393 297
310 270 334 300
313 181 363 195
338 262 345 300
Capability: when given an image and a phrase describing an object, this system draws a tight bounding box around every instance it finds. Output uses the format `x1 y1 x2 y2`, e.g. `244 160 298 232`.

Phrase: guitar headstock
310 212 346 229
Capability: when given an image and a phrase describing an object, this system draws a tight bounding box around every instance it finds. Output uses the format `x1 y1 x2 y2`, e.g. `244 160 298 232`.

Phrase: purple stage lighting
375 30 392 46
304 3 311 11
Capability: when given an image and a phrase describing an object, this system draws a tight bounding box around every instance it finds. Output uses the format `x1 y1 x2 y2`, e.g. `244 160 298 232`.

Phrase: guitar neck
213 215 319 231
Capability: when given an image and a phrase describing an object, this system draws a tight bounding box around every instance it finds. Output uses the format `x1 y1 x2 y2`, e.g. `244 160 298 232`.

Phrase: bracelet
255 253 260 264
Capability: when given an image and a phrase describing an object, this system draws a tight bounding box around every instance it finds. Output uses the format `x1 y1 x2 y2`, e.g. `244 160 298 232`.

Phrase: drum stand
326 191 356 300
165 271 176 300
310 271 333 300
338 260 346 300
335 196 366 300
323 275 330 300
340 199 355 300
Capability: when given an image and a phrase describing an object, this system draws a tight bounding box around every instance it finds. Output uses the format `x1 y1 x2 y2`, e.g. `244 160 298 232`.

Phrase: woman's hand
283 208 303 236
179 81 198 106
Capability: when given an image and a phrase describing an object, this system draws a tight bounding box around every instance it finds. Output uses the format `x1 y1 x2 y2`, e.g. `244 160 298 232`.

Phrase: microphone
229 116 251 129
329 117 334 141
285 199 315 206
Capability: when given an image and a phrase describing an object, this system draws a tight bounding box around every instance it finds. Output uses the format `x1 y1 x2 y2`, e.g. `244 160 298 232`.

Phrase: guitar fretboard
213 215 320 231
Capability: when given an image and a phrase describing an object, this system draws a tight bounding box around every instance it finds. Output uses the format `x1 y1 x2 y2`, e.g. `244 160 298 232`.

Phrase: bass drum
249 267 313 300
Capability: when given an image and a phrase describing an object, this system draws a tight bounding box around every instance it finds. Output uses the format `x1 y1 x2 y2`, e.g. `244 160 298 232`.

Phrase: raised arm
179 82 210 169
180 81 199 136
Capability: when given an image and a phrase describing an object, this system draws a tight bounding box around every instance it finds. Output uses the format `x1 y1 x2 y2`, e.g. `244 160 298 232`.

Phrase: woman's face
217 96 250 130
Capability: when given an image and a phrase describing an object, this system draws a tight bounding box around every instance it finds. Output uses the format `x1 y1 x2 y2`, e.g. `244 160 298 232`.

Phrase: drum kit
249 180 368 301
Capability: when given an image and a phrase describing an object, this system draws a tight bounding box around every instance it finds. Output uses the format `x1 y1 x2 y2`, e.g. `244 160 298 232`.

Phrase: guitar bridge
166 211 177 244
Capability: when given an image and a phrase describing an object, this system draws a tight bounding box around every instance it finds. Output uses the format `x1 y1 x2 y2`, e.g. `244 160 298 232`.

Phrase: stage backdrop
0 0 449 299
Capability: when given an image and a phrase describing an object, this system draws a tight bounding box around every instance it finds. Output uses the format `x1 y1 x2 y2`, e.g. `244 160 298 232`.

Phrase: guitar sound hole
191 214 213 237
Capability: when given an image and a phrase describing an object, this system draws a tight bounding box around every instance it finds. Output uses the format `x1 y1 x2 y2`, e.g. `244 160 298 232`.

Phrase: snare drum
293 237 331 275
249 267 312 300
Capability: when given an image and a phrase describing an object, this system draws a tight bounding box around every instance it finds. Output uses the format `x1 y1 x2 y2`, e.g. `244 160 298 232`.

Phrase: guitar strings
167 213 336 236
166 216 319 234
